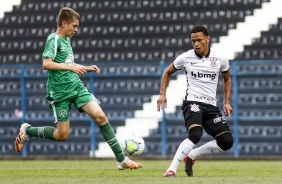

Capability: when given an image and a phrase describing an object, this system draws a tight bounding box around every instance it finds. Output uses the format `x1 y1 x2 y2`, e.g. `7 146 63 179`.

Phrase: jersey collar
194 47 210 59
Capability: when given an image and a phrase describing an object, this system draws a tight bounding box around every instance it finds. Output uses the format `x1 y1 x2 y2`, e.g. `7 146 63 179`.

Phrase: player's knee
216 133 233 151
94 111 108 125
188 126 203 144
56 135 69 142
55 131 69 142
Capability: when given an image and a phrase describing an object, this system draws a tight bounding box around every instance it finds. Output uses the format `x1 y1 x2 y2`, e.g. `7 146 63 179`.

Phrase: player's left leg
188 128 233 159
15 122 58 152
24 99 72 142
185 104 233 176
185 130 233 175
14 100 72 152
14 123 31 152
185 127 233 176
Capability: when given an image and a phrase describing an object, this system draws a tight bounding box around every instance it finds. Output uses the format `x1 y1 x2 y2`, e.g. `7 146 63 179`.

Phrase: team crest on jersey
190 104 200 112
59 109 67 118
209 57 218 67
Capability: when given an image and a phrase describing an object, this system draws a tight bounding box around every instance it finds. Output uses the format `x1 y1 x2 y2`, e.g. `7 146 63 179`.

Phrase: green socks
25 123 124 162
26 126 55 141
99 123 125 162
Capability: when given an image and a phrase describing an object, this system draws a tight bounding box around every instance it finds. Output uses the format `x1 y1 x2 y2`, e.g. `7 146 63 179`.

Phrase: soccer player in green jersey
14 7 142 170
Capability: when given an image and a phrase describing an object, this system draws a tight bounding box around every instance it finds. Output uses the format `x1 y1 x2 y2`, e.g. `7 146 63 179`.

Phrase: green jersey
42 33 82 102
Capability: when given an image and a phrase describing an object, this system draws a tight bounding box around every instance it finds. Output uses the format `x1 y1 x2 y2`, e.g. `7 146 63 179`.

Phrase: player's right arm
157 64 177 111
43 58 87 76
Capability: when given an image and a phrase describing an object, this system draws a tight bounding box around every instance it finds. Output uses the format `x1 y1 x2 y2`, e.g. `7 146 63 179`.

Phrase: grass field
0 159 281 184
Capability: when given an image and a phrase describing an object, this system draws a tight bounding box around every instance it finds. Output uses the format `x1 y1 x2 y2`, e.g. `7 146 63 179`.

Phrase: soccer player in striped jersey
15 7 142 170
157 25 233 177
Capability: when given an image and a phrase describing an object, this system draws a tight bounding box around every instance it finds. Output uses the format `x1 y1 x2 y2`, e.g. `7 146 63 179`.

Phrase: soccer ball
119 133 145 157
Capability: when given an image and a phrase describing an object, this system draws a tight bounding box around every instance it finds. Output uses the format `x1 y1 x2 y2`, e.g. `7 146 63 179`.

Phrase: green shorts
49 86 98 123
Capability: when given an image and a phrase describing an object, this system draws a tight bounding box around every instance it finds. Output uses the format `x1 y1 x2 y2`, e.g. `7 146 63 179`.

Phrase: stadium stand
235 18 282 60
0 0 271 63
0 0 282 158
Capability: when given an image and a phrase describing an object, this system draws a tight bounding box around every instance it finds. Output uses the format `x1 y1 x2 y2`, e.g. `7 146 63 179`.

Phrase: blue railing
231 62 239 157
1 60 281 157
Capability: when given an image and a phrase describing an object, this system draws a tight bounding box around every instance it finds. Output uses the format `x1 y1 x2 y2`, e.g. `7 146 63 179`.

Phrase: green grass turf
0 159 281 184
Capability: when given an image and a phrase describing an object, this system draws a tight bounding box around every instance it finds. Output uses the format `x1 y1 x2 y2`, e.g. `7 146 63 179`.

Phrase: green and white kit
42 33 97 123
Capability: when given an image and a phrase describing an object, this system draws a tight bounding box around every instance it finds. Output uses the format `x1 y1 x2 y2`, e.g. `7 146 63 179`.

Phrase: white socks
166 139 224 174
167 138 195 173
188 140 223 160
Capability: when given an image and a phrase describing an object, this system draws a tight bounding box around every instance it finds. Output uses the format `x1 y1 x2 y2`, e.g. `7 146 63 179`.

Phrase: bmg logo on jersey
191 71 216 80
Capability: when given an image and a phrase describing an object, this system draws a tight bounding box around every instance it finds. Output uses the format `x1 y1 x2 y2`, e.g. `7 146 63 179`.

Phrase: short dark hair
191 25 209 36
57 7 80 27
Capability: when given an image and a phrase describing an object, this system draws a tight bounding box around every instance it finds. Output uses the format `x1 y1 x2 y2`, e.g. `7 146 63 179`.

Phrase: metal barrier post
89 72 96 157
160 61 167 157
231 62 239 157
20 65 27 157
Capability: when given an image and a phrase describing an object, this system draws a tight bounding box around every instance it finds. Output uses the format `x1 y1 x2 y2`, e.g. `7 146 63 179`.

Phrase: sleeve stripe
172 63 182 70
54 34 59 59
221 67 230 73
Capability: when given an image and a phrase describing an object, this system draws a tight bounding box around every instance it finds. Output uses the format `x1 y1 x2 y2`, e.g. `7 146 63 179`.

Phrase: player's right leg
163 138 195 177
117 156 142 170
164 101 203 177
163 126 202 177
80 100 142 170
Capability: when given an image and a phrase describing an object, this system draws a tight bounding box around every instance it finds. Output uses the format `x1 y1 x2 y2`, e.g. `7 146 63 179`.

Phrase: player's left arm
221 69 233 117
74 63 100 74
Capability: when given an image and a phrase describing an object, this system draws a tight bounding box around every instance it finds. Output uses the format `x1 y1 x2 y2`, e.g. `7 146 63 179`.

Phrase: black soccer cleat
184 156 195 177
